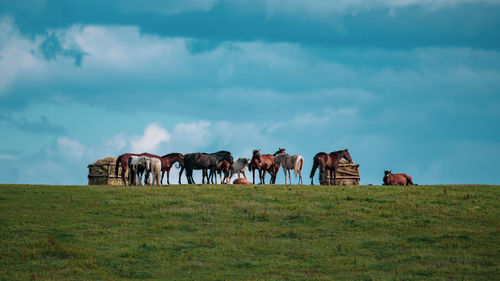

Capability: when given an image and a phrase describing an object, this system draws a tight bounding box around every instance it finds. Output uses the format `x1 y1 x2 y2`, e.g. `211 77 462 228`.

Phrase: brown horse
233 177 251 184
310 149 352 185
215 160 231 184
383 170 414 185
159 153 184 185
115 152 160 185
250 148 285 184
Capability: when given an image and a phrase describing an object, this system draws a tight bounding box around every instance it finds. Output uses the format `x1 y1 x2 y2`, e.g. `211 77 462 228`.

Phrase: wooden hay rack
319 159 360 186
87 157 123 185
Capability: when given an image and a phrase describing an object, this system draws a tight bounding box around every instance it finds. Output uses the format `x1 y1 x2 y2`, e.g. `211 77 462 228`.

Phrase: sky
0 0 499 185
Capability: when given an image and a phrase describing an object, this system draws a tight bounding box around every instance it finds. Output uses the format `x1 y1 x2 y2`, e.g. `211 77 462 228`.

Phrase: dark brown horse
115 152 160 185
182 151 233 184
250 148 285 184
159 153 184 185
310 149 352 185
383 170 414 185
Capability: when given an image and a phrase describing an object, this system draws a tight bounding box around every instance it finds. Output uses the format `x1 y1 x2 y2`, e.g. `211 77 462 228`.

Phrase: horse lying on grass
383 170 414 186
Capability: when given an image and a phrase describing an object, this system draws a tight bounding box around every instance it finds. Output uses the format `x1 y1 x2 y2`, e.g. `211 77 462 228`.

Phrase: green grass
0 184 498 280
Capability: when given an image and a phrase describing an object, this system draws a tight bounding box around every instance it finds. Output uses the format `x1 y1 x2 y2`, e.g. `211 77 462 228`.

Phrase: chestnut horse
159 153 184 185
115 152 160 185
383 170 414 186
250 148 285 184
215 160 231 184
310 149 352 185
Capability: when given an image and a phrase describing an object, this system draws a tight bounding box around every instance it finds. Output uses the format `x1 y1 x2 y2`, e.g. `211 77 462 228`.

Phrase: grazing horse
250 148 285 184
274 153 305 185
383 170 414 186
215 160 231 184
310 149 353 185
150 158 162 186
229 158 251 180
127 156 151 186
115 152 159 185
183 151 233 184
159 153 184 185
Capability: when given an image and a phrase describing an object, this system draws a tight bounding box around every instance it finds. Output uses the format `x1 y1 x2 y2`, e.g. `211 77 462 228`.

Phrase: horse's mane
214 150 231 154
161 152 182 158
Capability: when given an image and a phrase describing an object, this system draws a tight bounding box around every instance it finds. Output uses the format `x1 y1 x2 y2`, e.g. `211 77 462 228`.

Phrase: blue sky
0 0 499 185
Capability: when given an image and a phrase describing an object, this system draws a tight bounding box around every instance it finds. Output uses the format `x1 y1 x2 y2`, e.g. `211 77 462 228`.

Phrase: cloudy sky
1 0 499 185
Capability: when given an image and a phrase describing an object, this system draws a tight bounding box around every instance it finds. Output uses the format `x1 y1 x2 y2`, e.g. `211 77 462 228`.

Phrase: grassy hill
0 184 498 280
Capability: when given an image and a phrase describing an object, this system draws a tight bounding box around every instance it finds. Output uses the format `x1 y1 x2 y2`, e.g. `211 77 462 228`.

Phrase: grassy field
0 184 498 280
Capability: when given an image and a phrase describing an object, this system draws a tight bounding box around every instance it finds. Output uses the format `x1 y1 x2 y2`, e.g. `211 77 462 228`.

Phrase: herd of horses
115 148 414 186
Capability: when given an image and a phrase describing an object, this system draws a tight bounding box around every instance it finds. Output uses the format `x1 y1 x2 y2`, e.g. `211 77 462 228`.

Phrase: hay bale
88 156 123 186
92 157 116 165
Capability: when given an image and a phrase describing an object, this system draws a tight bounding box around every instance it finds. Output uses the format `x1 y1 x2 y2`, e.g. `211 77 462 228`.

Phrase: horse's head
215 151 233 165
176 153 185 165
383 170 392 184
343 149 353 163
274 147 286 155
252 149 262 163
138 156 151 170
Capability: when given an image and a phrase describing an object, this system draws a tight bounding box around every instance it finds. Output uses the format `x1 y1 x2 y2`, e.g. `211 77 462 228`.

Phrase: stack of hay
87 157 123 185
319 159 360 186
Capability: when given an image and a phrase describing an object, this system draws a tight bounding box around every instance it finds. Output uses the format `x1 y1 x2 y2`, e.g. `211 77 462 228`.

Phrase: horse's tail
406 175 414 185
115 155 122 177
310 154 319 179
294 156 304 177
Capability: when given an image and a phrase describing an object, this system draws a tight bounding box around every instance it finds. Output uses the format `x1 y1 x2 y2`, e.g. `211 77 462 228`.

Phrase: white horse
274 153 304 185
150 158 162 186
229 158 251 181
127 156 151 186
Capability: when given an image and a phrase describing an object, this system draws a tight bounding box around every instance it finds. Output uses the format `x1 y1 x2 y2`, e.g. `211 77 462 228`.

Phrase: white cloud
165 121 211 151
0 17 44 94
118 0 217 15
263 0 500 16
0 154 18 160
57 137 86 161
130 123 171 153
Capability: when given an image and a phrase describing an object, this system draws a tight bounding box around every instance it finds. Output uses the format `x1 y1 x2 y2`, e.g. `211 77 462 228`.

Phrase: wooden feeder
319 159 360 185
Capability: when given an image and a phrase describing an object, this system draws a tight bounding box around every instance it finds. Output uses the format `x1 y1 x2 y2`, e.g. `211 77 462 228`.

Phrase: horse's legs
333 169 337 185
121 167 127 185
289 169 292 185
283 168 287 185
327 169 332 186
186 168 192 184
252 168 256 184
243 170 247 179
130 171 133 186
179 167 184 184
